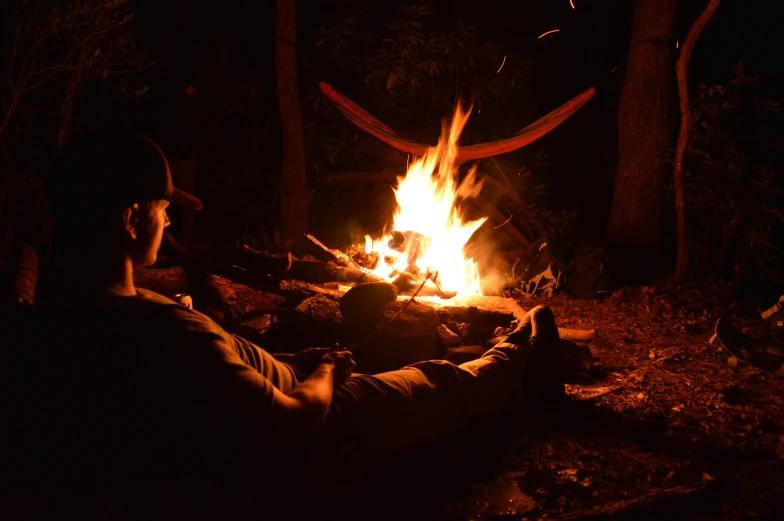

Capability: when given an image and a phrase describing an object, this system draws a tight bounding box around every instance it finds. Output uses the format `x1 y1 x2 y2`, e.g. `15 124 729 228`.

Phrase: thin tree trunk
57 50 88 149
672 0 722 284
275 0 308 250
605 0 677 278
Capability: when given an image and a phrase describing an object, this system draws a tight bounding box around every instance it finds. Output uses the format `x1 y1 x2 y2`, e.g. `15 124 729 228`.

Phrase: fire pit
360 106 489 300
136 104 595 374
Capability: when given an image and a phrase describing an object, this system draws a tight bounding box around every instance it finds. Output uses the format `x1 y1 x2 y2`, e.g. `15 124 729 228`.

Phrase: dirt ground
125 262 784 519
312 283 784 520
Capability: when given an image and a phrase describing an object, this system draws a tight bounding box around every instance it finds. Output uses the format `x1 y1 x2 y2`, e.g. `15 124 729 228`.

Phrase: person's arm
271 345 339 375
264 351 355 446
152 302 356 449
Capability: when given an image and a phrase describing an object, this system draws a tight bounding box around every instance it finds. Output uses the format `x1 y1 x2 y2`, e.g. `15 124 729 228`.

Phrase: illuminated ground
319 283 784 520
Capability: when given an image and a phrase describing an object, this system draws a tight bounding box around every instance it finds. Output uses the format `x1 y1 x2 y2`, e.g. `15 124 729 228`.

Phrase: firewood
213 243 292 277
278 279 343 299
134 266 191 296
559 328 597 342
552 484 706 520
161 233 282 294
134 267 286 318
303 234 363 269
284 258 383 285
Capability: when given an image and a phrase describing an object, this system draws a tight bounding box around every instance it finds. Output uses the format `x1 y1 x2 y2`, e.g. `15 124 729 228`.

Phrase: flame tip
364 106 487 296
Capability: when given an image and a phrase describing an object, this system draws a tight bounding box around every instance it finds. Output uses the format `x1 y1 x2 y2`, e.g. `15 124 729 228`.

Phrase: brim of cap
170 187 203 210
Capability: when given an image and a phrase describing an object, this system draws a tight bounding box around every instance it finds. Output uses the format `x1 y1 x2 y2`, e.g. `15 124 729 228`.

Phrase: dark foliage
666 63 784 292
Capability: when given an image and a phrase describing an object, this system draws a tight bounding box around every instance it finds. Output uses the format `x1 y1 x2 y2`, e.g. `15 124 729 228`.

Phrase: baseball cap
48 130 203 211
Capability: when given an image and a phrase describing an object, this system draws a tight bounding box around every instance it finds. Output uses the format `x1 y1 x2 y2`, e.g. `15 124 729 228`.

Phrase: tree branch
673 0 722 284
57 0 130 26
1 0 140 139
84 59 155 80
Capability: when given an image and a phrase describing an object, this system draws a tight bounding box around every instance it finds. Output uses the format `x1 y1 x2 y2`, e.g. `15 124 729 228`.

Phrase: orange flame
364 105 487 296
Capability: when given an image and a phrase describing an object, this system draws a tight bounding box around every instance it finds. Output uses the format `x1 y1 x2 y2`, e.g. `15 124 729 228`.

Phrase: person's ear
122 204 141 240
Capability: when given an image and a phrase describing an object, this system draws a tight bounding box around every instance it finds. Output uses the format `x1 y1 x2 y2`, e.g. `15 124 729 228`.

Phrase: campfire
137 83 598 374
363 105 488 298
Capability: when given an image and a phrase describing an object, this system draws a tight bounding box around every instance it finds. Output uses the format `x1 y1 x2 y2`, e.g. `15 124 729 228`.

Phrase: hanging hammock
319 82 596 160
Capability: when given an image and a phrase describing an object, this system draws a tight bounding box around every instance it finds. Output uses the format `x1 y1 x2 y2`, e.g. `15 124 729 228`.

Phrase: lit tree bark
605 0 677 277
672 0 722 284
275 0 308 249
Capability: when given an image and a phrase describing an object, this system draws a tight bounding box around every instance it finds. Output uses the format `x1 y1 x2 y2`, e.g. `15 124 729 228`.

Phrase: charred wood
284 258 383 285
134 266 191 296
552 484 707 521
302 234 362 269
162 233 282 294
210 243 292 277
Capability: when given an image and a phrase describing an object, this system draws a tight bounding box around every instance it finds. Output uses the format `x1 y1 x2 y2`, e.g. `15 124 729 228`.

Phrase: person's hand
319 350 356 386
273 344 340 374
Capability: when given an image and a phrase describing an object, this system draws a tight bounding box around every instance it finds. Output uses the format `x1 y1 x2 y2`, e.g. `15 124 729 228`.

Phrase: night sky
125 0 782 243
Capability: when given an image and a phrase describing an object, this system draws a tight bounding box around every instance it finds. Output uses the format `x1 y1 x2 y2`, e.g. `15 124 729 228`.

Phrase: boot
714 317 784 372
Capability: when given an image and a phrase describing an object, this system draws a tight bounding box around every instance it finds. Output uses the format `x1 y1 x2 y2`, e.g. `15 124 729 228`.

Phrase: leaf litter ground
325 282 784 520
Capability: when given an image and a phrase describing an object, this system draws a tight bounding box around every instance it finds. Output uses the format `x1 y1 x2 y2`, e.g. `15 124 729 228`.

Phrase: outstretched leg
314 305 564 486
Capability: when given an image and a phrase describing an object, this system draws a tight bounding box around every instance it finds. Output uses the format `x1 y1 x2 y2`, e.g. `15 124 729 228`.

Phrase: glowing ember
496 55 507 74
538 29 560 39
364 105 487 296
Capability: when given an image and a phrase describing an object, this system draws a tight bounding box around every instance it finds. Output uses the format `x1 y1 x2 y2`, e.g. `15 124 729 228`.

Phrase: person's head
47 130 202 268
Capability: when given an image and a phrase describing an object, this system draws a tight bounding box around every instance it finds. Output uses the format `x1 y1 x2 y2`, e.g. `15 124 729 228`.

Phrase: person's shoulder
135 287 179 305
135 288 212 325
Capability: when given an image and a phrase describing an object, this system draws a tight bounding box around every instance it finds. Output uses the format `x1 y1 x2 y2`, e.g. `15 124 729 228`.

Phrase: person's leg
314 305 562 484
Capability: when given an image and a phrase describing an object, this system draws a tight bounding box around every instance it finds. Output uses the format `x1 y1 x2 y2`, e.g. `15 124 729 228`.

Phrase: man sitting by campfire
17 130 566 512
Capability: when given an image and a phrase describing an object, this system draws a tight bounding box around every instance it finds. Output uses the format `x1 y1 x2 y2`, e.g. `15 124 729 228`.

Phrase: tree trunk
275 0 308 250
672 0 722 284
57 50 88 149
605 0 677 278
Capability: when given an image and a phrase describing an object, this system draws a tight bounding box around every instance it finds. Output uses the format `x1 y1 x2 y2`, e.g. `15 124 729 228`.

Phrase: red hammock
319 82 596 160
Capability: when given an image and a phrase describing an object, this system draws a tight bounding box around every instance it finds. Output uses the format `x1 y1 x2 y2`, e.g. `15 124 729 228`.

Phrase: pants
312 305 560 485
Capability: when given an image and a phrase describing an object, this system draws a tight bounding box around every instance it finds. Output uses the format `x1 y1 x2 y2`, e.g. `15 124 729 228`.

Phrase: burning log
302 233 363 270
364 229 462 299
213 240 383 286
389 266 458 300
285 259 383 285
309 171 536 251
